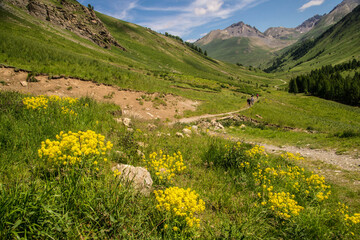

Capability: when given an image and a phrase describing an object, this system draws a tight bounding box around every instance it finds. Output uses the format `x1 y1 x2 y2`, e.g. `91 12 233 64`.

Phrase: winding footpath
174 98 360 172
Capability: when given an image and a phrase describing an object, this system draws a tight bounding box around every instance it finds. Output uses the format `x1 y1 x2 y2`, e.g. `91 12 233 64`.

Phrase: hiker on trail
247 98 251 106
250 95 254 105
256 93 259 99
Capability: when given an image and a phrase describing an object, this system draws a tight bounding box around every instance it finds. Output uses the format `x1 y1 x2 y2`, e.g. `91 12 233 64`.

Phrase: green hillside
2 0 360 239
197 37 275 67
0 1 276 115
266 5 360 73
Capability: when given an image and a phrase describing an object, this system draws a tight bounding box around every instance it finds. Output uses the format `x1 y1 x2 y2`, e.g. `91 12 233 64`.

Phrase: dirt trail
172 100 257 124
0 66 198 120
1 66 359 173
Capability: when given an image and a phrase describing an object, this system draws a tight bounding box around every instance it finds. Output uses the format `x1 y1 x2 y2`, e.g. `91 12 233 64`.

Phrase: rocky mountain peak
3 0 125 50
224 21 264 38
295 14 323 33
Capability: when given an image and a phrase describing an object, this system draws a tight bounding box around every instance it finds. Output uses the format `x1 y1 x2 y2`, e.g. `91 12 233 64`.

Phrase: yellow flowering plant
154 187 205 232
335 202 360 237
38 130 113 172
23 95 81 116
142 150 186 184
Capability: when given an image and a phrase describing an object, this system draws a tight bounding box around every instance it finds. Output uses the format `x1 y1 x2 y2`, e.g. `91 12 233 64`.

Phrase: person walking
247 98 251 106
250 95 254 105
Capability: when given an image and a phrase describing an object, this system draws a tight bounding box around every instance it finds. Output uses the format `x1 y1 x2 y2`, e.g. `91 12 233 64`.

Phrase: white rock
137 142 148 148
127 128 134 132
20 81 27 87
182 128 192 135
176 132 184 138
123 118 132 127
115 118 122 124
112 164 153 196
191 125 198 132
240 124 246 129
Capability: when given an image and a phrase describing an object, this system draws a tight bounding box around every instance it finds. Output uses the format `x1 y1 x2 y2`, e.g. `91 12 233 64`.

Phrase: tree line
164 32 207 56
288 59 360 106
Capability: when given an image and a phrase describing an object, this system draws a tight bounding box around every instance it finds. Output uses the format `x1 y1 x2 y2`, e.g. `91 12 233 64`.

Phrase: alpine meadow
1 0 360 239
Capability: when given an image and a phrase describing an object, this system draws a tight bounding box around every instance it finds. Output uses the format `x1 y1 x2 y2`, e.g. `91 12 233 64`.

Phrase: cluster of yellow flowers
142 150 186 183
23 95 79 115
245 145 267 159
265 191 304 219
239 143 332 220
61 106 77 116
154 187 205 228
38 130 113 167
305 174 331 201
281 152 304 161
337 202 360 225
23 95 49 110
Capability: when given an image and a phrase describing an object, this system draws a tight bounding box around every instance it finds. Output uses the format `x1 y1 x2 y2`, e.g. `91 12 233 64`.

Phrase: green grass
225 90 360 151
268 6 360 74
0 4 278 117
1 91 360 239
197 37 275 67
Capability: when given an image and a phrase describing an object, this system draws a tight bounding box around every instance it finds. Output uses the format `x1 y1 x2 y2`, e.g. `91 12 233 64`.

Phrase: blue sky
79 0 343 42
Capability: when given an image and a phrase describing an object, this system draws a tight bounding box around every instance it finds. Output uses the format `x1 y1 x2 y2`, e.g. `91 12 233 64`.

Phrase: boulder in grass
112 164 153 196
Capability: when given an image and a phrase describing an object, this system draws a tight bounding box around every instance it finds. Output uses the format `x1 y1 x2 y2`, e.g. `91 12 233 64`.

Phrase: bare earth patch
0 67 198 120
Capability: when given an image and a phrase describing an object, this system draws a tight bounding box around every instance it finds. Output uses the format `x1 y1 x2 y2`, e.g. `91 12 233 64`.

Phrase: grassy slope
0 4 277 116
226 90 360 152
268 5 360 74
197 37 275 67
1 91 360 239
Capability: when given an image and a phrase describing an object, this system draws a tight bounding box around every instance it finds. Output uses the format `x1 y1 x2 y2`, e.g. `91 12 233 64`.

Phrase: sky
79 0 344 42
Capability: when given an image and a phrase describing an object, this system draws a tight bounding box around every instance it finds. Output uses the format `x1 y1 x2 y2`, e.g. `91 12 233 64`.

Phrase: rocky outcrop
4 0 125 50
295 14 323 33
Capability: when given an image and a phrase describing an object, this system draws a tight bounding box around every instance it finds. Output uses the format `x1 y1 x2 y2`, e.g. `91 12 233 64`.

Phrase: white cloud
299 0 325 12
104 0 139 20
185 39 197 43
138 0 265 37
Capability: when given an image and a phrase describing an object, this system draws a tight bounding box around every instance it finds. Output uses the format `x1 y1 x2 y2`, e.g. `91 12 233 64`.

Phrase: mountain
301 0 360 40
195 15 322 67
265 5 360 73
0 0 270 109
196 0 360 67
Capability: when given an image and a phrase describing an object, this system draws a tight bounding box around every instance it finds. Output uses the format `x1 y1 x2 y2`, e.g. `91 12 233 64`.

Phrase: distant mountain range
266 4 360 73
195 0 360 67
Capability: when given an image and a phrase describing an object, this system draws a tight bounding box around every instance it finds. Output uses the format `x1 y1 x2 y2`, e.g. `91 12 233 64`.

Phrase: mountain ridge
195 0 360 66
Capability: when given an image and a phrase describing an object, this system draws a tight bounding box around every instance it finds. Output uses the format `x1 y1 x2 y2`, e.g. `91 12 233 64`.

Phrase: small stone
20 81 27 87
191 125 198 132
256 114 263 119
176 132 184 138
123 118 131 127
127 128 134 132
240 124 246 129
147 124 157 131
182 128 192 135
